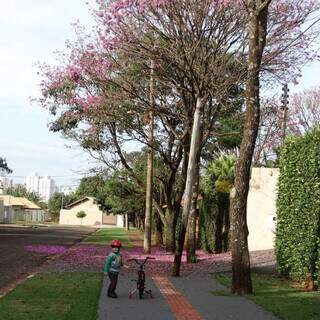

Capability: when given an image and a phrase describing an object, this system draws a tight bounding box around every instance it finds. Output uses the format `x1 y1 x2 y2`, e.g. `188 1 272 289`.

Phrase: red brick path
152 275 203 320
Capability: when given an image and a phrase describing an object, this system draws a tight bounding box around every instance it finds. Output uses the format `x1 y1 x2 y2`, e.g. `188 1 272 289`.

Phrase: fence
0 205 45 224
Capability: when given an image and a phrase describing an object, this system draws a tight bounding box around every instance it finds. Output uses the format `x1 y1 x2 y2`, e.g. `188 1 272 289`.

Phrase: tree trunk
154 210 164 246
222 196 230 252
187 161 200 263
215 194 224 254
216 192 230 253
173 96 203 276
197 206 202 250
186 196 197 262
230 1 270 295
126 214 129 231
165 210 177 253
144 60 155 254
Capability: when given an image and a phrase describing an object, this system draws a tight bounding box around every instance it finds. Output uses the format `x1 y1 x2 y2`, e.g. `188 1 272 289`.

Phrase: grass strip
83 228 133 247
214 273 320 320
0 273 103 320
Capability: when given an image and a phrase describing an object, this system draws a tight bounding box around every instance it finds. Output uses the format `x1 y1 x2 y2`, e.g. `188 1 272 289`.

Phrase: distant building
0 176 13 194
59 185 77 195
59 197 124 227
38 176 56 201
25 173 56 202
0 195 47 224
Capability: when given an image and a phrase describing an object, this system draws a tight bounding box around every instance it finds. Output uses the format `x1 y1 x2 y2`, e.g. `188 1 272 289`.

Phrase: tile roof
0 195 41 210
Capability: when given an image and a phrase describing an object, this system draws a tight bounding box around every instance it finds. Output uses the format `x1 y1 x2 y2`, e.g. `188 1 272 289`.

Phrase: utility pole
61 192 64 209
281 84 289 140
144 59 155 254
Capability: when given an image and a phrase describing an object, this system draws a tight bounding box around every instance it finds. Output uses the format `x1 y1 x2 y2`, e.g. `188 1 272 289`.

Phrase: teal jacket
104 252 123 273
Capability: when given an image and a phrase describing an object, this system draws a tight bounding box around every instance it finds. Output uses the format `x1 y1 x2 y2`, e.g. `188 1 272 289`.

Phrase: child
105 239 123 298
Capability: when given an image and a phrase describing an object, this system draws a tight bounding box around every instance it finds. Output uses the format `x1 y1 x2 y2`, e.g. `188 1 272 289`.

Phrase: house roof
64 197 95 209
0 195 41 210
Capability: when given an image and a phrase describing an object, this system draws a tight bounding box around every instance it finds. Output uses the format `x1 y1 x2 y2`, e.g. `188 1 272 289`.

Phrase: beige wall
59 198 118 226
247 168 279 251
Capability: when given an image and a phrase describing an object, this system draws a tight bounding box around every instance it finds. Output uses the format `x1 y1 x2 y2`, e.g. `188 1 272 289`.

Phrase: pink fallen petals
39 244 275 277
24 245 68 255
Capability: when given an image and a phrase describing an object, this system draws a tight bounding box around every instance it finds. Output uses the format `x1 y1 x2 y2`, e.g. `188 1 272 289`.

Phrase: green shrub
275 129 320 287
76 210 87 225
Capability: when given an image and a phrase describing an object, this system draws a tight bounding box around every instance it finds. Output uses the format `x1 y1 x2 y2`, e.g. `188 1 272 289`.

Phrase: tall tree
229 0 271 295
38 0 320 279
76 175 111 212
144 59 155 254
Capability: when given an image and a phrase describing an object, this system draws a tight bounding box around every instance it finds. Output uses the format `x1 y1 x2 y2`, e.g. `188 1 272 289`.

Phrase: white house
247 167 279 251
59 197 124 227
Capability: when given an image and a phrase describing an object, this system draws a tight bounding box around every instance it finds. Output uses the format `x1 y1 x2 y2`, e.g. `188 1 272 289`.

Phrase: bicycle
128 256 155 299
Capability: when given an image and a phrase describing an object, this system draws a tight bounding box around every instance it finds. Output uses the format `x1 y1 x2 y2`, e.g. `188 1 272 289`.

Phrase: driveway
0 225 94 291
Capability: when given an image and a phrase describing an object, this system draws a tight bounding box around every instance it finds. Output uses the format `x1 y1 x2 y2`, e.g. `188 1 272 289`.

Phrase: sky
1 0 320 187
0 0 97 186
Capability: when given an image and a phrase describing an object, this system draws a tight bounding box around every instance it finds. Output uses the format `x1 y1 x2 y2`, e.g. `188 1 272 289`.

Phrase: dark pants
108 272 118 295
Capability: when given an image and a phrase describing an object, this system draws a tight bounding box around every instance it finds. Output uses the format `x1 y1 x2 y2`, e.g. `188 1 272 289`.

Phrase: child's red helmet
111 239 122 248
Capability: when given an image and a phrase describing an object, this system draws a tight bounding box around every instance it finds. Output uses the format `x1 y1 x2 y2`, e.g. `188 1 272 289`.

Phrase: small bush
76 211 87 224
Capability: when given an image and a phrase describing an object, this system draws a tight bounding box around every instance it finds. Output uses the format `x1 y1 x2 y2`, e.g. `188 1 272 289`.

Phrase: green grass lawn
0 273 103 320
83 228 133 247
214 273 320 320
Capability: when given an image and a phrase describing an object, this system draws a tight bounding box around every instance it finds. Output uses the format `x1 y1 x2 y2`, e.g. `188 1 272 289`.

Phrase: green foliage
275 129 320 285
190 254 198 263
202 85 244 162
76 210 87 219
205 154 236 193
199 155 235 253
76 175 111 212
0 157 12 174
103 173 143 215
214 111 243 151
48 192 78 215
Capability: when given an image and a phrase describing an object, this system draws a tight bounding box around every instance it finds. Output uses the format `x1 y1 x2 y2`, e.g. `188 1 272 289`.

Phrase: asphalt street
0 225 94 290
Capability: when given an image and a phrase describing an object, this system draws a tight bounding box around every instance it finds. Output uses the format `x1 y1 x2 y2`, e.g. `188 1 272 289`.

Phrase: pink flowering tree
40 0 250 260
38 0 320 288
254 87 320 166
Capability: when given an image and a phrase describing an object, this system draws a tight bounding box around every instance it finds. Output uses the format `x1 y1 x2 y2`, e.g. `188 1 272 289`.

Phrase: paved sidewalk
97 272 279 320
97 274 175 320
170 274 279 320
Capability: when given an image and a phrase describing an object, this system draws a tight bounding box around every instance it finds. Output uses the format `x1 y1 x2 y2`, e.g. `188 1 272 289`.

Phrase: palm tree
206 155 236 252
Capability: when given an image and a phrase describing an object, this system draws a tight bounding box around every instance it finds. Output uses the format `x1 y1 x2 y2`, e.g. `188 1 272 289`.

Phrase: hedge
275 129 320 287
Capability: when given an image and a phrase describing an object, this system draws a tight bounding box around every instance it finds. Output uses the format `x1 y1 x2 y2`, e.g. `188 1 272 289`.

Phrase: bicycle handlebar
128 256 155 265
